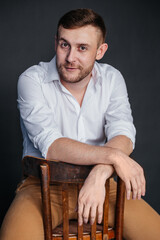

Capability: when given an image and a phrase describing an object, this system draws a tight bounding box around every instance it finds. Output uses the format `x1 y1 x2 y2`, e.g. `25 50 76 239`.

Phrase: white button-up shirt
17 56 136 159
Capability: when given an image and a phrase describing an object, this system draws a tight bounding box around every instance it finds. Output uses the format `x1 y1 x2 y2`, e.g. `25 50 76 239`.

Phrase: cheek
80 53 96 66
56 49 67 63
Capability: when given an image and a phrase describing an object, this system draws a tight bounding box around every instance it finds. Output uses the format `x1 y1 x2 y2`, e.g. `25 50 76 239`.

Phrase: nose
66 47 76 63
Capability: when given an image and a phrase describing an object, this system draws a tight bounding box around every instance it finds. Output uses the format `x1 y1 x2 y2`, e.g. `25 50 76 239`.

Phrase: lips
65 67 78 71
64 65 81 72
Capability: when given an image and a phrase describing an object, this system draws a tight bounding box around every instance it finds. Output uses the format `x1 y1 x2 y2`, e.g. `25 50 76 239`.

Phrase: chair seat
52 220 115 239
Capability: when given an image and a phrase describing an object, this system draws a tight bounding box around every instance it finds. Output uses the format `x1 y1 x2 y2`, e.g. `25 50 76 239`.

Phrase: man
0 8 160 240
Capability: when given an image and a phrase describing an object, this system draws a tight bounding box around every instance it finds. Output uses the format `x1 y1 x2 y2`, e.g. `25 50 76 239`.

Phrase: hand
78 164 114 225
113 150 146 200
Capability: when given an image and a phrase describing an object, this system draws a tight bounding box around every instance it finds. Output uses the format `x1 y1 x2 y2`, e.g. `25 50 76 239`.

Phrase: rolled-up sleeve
17 73 63 158
104 70 136 148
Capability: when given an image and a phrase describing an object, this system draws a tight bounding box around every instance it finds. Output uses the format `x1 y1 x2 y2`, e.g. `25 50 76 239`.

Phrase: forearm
46 137 116 165
90 135 133 181
105 135 133 156
89 164 114 183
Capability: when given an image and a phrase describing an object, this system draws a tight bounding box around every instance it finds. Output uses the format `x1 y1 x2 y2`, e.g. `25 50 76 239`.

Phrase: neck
60 73 92 106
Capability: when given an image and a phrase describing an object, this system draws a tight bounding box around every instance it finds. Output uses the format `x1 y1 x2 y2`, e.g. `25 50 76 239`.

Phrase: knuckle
90 214 95 219
139 167 144 175
78 197 86 205
84 199 90 206
133 187 137 192
138 169 141 175
78 216 82 221
126 186 130 191
123 177 128 182
83 213 88 219
78 209 82 215
137 185 141 191
98 212 103 218
78 197 83 205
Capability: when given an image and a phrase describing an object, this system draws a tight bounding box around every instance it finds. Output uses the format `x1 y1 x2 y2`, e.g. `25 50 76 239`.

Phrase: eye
79 45 87 51
60 42 69 49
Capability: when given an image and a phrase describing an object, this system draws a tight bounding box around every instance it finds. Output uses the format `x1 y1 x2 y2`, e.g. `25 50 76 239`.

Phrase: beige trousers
0 176 160 240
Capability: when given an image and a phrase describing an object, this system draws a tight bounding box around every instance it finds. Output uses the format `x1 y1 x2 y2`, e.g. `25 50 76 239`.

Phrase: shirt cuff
38 132 63 159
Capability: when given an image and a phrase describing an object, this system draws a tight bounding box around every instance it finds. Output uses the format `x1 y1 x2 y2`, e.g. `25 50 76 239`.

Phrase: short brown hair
57 8 106 43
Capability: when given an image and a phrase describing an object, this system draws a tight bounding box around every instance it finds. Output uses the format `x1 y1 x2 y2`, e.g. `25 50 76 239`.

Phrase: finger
136 177 142 200
78 202 84 226
125 180 131 200
142 176 146 196
131 178 138 200
90 204 97 225
97 204 103 224
140 171 146 196
83 204 90 224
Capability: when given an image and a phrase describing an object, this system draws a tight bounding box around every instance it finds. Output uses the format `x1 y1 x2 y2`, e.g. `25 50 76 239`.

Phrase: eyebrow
58 37 90 47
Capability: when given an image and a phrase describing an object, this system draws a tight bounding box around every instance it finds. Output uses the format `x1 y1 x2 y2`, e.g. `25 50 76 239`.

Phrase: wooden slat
115 177 125 240
77 183 83 240
91 219 96 240
103 179 109 240
62 183 69 240
40 163 52 240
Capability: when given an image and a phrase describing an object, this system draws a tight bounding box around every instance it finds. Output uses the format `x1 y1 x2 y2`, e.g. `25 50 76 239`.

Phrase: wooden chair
22 155 125 240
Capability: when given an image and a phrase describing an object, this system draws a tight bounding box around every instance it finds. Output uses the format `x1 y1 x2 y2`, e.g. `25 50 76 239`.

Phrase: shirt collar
43 55 102 84
43 56 60 83
92 61 102 85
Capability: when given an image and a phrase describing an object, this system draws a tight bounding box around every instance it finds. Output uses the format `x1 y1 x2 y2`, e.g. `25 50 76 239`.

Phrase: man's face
55 25 102 84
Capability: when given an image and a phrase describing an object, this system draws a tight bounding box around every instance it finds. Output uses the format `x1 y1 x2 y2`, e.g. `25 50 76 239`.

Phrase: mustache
61 63 83 70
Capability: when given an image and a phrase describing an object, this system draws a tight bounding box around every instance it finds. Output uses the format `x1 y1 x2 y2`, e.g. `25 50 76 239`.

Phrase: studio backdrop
0 0 160 225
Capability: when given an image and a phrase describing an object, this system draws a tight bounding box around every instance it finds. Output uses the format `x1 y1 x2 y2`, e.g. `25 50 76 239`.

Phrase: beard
56 61 94 84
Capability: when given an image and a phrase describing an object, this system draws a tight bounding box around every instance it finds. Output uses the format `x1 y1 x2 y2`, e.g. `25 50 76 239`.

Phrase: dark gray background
0 0 160 225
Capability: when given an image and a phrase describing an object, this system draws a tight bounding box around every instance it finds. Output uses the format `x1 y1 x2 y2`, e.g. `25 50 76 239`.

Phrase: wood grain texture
40 164 52 240
23 156 125 240
23 155 92 183
103 179 110 236
91 220 97 240
77 183 83 240
62 183 69 240
115 177 125 240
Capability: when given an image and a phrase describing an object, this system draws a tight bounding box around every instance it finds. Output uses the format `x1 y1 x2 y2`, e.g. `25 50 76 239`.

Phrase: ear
96 43 108 60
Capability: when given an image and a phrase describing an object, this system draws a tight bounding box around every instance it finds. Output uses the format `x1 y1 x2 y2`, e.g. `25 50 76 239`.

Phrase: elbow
128 138 134 155
46 142 55 160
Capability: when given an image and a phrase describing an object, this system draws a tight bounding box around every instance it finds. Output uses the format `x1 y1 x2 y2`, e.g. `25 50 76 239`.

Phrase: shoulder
18 61 49 84
94 62 125 89
95 61 123 79
17 61 51 99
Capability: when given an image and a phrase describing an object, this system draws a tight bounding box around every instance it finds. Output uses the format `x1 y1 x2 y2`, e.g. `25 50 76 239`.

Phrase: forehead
58 25 101 46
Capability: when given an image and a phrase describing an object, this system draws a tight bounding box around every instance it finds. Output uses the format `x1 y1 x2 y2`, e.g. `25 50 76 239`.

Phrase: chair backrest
22 155 125 240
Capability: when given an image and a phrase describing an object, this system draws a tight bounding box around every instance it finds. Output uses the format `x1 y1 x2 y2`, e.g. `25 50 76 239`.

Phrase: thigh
123 197 160 240
0 177 67 240
0 177 44 240
108 178 160 240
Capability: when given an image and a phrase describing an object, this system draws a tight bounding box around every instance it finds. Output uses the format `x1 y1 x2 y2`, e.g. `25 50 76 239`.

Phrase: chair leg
40 163 52 240
103 179 110 240
77 183 83 240
115 177 125 240
62 183 69 240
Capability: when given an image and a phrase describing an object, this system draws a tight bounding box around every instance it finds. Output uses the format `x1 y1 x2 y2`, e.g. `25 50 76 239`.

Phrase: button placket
77 114 85 142
59 82 81 115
